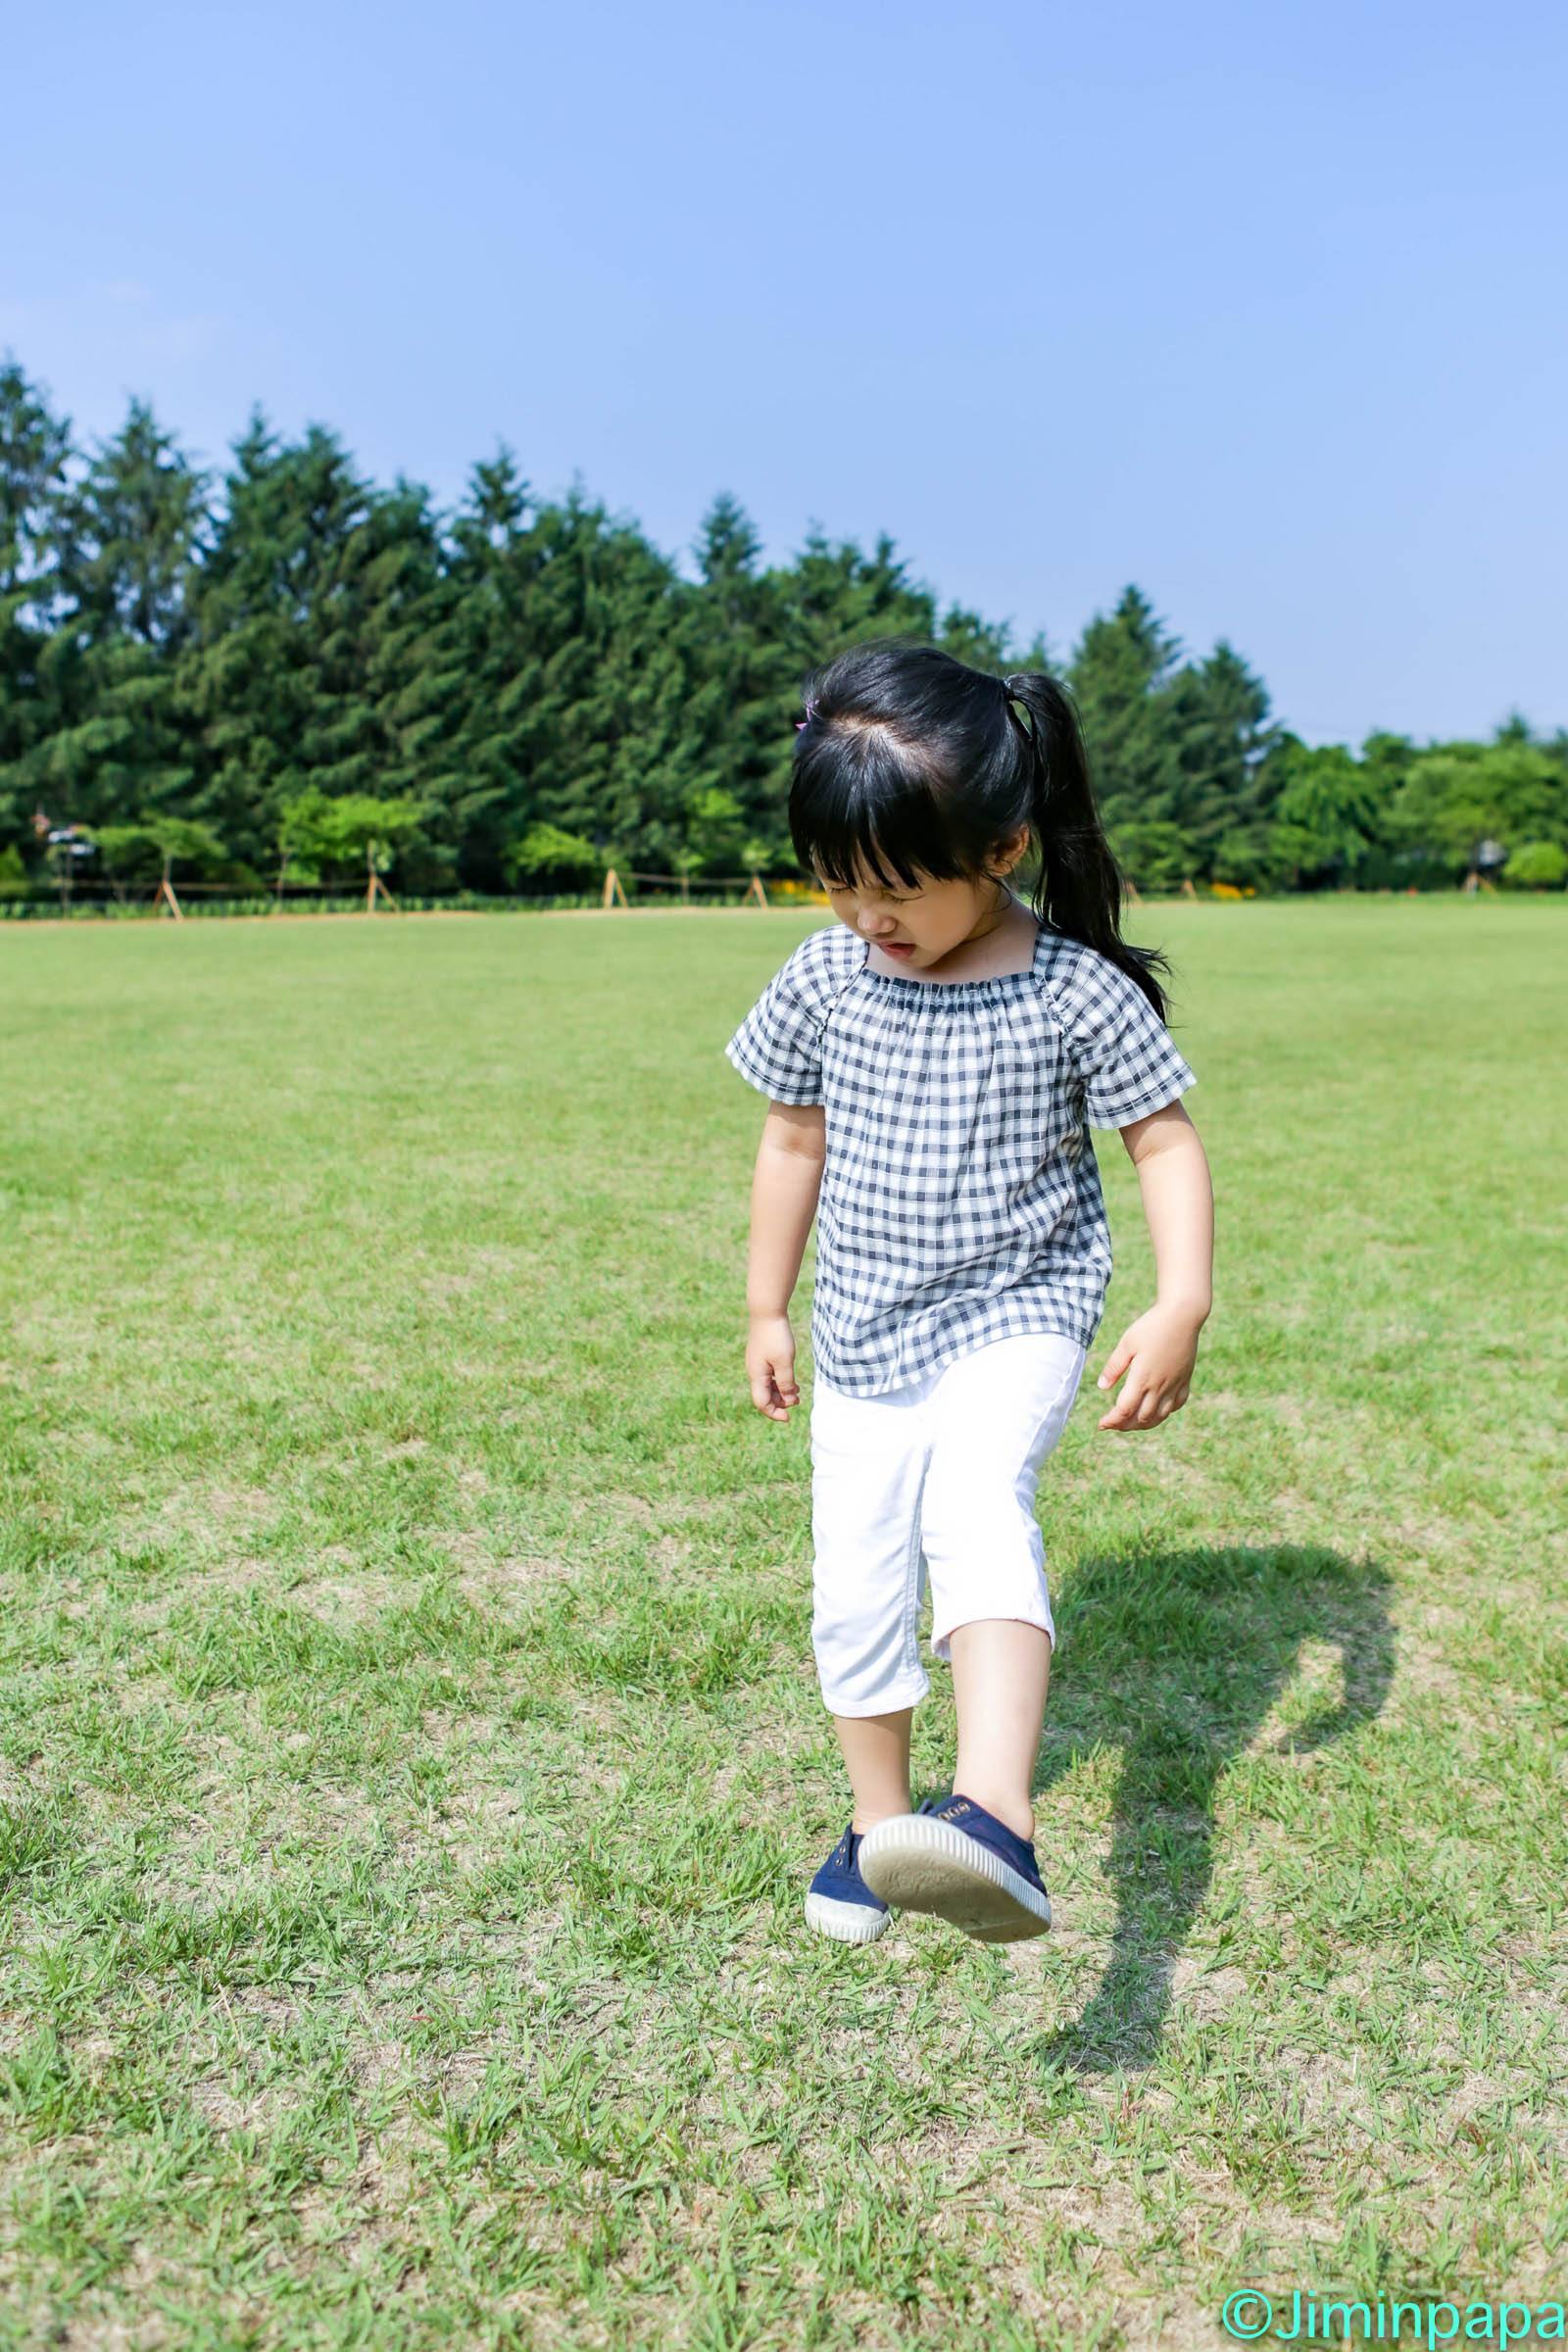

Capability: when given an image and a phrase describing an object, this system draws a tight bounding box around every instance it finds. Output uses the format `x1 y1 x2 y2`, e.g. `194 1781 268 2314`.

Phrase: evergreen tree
1067 587 1187 888
778 526 938 669
422 449 536 889
22 399 210 840
177 417 443 871
939 604 1015 672
680 495 796 871
504 489 697 871
0 361 74 860
1167 640 1281 886
176 414 350 864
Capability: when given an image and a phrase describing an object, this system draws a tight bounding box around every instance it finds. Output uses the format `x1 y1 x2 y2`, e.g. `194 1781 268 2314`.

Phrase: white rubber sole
858 1815 1053 1943
804 1889 892 1944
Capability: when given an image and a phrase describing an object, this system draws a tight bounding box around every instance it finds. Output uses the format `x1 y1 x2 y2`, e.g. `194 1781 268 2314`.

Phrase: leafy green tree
1501 840 1568 889
1269 742 1382 884
505 821 603 890
682 785 750 877
93 813 226 903
276 787 425 899
1106 820 1193 895
1388 735 1565 884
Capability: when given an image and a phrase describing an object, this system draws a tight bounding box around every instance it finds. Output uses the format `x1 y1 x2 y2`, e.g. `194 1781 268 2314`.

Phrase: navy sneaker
805 1823 892 1944
858 1794 1052 1943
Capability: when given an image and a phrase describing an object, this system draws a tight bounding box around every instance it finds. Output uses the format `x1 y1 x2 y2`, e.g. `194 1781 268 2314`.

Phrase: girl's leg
833 1707 913 1832
948 1621 1051 1839
920 1333 1087 1840
810 1377 930 1828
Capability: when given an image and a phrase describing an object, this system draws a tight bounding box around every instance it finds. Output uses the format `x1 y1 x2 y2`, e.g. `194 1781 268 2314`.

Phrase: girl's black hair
789 639 1168 1016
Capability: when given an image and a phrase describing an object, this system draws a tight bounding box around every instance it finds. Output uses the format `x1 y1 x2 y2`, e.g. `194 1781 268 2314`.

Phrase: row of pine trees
2 360 1565 904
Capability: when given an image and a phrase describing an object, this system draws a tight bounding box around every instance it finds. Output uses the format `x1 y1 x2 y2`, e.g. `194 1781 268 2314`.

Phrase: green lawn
1 900 1565 2350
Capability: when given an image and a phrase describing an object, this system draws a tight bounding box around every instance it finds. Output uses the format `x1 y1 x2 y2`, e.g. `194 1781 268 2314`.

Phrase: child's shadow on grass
1029 1543 1395 2076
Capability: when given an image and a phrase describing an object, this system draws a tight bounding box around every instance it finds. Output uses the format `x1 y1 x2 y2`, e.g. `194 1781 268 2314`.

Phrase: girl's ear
989 824 1033 877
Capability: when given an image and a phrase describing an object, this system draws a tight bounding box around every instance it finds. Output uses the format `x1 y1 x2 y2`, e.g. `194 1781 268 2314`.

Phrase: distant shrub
1500 840 1568 890
1108 819 1191 895
505 824 604 890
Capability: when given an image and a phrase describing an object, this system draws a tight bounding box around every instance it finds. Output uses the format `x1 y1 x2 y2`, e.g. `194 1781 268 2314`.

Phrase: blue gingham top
726 920 1197 1396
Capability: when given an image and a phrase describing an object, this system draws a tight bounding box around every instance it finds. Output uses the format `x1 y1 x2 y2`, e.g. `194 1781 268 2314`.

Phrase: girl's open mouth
880 942 915 958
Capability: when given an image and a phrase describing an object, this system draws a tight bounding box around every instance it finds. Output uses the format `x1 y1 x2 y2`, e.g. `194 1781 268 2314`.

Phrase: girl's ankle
851 1801 911 1834
952 1788 1035 1842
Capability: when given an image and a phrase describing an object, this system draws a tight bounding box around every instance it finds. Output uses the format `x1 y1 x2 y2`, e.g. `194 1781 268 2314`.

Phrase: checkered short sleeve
725 927 857 1105
1044 941 1197 1129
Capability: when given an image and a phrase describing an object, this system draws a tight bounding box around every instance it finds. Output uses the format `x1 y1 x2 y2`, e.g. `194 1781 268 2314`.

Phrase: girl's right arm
745 1101 827 1421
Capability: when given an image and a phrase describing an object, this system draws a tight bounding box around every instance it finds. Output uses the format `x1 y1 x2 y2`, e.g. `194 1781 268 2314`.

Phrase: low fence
0 872 829 921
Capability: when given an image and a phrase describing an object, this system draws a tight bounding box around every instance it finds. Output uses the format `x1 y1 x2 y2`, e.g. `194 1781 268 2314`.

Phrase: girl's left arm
1097 1101 1214 1432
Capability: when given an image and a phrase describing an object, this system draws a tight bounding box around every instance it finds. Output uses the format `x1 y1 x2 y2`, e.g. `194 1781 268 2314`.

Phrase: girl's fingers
755 1357 796 1419
1098 1365 1147 1428
1096 1335 1136 1392
1147 1381 1183 1424
1101 1361 1198 1430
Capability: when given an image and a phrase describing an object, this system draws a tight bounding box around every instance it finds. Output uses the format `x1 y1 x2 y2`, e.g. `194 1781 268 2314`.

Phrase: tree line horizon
2 357 1565 906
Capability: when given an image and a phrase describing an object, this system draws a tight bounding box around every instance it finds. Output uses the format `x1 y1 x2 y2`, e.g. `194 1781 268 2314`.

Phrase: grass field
2 899 1565 2350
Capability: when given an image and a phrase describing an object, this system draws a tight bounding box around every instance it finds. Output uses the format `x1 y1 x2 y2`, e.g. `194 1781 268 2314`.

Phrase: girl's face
821 830 1030 973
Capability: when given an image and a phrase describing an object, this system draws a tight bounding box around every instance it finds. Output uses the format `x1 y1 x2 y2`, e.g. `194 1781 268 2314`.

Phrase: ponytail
1001 672 1169 1019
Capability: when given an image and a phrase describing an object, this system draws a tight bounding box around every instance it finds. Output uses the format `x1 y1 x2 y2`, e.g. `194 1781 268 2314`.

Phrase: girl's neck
866 890 1039 985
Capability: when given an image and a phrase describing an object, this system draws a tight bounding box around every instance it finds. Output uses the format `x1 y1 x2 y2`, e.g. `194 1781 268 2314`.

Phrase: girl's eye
826 881 912 906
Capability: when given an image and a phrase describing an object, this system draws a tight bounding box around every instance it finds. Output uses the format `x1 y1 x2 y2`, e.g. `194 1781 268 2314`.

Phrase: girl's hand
1096 1303 1202 1432
747 1314 800 1421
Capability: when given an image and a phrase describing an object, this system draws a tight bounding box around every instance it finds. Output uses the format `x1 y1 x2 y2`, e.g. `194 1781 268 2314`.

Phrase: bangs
789 731 975 892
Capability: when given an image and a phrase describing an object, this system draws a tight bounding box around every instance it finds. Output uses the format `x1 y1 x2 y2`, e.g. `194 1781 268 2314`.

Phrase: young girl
726 641 1214 1946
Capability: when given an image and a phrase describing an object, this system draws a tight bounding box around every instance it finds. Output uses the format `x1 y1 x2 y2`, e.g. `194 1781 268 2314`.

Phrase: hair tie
795 696 819 733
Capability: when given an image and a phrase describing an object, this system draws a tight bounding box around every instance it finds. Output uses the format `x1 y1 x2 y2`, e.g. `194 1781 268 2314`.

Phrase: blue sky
7 0 1564 746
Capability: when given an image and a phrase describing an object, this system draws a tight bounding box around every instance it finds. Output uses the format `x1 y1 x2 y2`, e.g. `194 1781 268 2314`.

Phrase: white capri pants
808 1331 1087 1717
